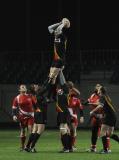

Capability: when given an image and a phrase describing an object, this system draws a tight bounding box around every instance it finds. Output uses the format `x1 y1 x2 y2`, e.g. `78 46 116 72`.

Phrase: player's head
19 84 27 93
57 88 64 95
67 81 74 89
94 83 102 93
97 86 106 96
29 84 39 95
62 18 70 28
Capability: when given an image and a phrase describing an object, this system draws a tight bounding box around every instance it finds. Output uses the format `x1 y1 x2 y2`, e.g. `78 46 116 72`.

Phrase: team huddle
12 18 119 154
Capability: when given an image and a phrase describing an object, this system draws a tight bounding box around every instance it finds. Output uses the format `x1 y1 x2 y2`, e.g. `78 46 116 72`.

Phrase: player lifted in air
43 18 70 102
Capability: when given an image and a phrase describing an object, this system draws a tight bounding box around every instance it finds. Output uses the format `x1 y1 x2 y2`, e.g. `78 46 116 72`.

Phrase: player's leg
25 123 37 151
19 117 27 151
30 124 45 152
42 59 64 102
70 121 77 151
27 117 34 133
60 123 70 152
100 124 114 153
110 133 119 142
30 112 47 152
86 117 98 152
20 127 26 151
90 125 99 152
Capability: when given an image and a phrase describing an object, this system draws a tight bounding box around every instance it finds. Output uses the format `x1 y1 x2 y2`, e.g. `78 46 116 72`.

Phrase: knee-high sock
102 136 108 151
61 134 69 150
26 133 35 148
67 135 72 150
106 133 110 150
91 126 98 148
30 133 41 149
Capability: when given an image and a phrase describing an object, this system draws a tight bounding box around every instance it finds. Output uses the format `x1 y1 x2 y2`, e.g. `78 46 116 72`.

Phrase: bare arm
90 104 103 115
72 87 80 96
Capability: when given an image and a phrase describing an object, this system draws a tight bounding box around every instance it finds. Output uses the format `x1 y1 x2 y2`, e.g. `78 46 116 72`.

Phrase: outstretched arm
48 23 61 34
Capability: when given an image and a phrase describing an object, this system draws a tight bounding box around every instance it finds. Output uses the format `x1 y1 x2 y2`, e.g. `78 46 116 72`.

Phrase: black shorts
57 112 71 126
103 115 116 127
34 112 47 124
51 59 64 68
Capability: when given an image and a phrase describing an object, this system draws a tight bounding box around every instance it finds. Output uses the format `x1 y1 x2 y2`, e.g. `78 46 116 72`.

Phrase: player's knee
60 127 67 135
49 67 60 79
60 124 68 135
37 124 45 134
28 125 33 133
100 130 107 137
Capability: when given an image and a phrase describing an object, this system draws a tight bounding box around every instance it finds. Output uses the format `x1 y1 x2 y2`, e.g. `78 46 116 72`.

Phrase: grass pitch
0 129 119 160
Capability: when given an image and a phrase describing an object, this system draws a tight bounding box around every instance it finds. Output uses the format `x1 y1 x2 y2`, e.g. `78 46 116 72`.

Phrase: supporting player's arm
59 70 69 94
90 104 103 116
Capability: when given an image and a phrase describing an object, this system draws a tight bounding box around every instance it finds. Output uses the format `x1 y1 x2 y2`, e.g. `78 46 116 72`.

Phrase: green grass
0 129 119 160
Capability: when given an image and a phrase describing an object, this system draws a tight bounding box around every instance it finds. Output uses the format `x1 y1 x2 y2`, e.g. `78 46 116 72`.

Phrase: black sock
26 133 35 148
111 134 119 142
31 133 41 149
67 135 72 150
61 134 69 150
102 136 107 151
91 126 98 146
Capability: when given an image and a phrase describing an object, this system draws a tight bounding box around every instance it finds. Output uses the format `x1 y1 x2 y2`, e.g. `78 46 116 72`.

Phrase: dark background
1 0 119 125
1 0 119 53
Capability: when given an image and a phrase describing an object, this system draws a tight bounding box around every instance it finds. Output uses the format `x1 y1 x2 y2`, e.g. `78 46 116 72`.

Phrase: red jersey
12 94 36 116
68 96 83 114
88 93 103 114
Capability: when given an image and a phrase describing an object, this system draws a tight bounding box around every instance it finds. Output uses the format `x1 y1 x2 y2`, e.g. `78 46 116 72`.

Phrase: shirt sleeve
99 96 105 107
12 97 18 109
48 23 60 34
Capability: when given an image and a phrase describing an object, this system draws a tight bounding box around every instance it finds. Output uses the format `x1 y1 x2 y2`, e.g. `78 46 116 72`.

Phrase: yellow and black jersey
54 28 67 62
56 85 69 113
35 94 47 113
99 95 116 126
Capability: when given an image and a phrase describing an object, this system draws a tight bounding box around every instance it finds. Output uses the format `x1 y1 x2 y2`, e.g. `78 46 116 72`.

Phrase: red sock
106 136 110 150
20 136 26 149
